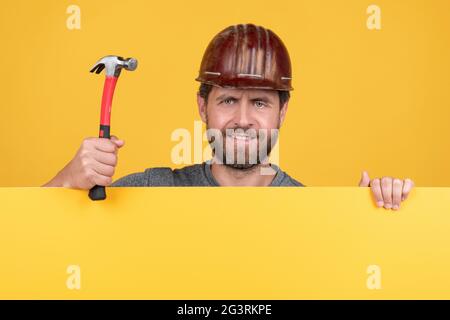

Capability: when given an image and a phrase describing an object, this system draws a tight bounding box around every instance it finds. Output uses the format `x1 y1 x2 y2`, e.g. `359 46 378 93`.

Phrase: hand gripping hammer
88 55 138 201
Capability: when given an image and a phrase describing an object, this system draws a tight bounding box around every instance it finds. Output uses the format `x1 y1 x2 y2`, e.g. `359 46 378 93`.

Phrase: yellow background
1 187 449 299
1 0 449 186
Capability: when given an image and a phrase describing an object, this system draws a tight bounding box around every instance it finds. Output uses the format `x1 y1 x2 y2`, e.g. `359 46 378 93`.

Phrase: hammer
88 55 138 201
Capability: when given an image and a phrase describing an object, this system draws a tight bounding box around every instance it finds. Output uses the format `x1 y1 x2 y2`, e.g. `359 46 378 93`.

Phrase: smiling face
197 86 289 169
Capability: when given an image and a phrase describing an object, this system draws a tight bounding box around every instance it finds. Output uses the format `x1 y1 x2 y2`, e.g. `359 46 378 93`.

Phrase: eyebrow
215 94 235 101
250 96 271 103
215 94 272 103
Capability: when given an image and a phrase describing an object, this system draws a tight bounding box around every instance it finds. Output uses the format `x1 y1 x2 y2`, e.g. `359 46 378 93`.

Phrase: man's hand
42 135 125 189
358 171 415 210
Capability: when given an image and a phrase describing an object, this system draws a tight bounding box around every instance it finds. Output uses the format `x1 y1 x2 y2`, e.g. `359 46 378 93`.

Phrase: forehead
210 86 278 99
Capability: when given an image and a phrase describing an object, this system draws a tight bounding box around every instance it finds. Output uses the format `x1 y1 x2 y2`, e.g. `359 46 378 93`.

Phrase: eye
223 98 235 105
255 100 266 108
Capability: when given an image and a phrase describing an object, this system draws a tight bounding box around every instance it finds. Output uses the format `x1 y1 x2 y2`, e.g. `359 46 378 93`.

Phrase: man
43 23 414 210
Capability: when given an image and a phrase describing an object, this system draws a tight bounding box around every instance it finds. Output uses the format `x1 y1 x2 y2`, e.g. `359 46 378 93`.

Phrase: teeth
227 132 255 140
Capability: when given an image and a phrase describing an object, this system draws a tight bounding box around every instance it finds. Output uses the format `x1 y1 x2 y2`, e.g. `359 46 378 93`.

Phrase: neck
209 158 277 186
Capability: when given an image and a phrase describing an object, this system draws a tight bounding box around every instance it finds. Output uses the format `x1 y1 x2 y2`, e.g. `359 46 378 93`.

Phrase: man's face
197 86 289 169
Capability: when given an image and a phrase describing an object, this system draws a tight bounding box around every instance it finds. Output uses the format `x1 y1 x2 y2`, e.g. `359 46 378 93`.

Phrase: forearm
41 165 72 188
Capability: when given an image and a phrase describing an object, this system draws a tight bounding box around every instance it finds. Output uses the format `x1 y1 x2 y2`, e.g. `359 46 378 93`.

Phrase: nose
233 101 254 128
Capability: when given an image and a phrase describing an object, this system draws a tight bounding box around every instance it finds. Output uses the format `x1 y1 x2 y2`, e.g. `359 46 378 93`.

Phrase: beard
205 125 279 170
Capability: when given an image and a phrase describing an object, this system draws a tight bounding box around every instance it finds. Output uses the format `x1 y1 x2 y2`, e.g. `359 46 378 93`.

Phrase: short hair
198 83 290 108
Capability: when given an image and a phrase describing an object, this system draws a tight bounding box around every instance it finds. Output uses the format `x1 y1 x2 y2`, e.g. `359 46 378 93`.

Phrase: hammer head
90 55 138 77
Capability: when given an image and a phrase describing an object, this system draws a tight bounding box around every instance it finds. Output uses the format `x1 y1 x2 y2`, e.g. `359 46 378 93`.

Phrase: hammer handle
89 76 118 201
88 124 111 200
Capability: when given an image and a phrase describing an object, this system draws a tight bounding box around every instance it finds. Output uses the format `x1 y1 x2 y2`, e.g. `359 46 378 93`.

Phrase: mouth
225 131 257 142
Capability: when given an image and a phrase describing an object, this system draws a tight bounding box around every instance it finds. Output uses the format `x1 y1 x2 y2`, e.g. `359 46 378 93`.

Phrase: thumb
358 170 371 187
110 135 125 148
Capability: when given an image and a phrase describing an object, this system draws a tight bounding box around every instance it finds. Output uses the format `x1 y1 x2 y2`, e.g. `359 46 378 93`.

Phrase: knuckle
84 170 95 183
80 149 90 159
381 176 391 183
80 158 89 168
82 137 93 147
393 178 403 186
381 176 392 186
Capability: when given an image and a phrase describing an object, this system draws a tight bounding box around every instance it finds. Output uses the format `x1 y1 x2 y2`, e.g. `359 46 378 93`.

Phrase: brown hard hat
195 24 293 91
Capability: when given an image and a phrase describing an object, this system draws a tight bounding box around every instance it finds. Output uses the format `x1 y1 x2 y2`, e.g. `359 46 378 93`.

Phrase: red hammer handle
99 76 118 138
89 76 118 201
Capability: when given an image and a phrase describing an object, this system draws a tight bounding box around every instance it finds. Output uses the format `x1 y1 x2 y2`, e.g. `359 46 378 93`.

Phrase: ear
278 100 289 127
197 93 207 123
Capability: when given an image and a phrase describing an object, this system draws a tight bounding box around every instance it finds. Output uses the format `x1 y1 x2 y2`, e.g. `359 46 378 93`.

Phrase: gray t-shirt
110 161 305 187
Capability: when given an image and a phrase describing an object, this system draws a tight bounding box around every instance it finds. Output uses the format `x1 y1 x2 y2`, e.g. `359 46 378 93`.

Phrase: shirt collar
203 159 283 186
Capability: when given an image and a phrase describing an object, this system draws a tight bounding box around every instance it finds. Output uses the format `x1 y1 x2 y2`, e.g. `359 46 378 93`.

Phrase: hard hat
195 23 293 91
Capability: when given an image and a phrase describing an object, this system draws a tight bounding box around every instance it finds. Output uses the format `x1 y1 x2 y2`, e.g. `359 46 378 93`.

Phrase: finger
92 172 113 186
111 135 125 148
358 171 371 187
86 169 113 187
381 177 393 209
370 178 384 207
94 138 118 153
392 178 403 210
92 161 115 177
92 151 117 166
402 178 415 201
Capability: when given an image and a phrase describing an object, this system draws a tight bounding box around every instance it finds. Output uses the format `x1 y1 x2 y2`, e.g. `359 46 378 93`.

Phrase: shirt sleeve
110 171 148 187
